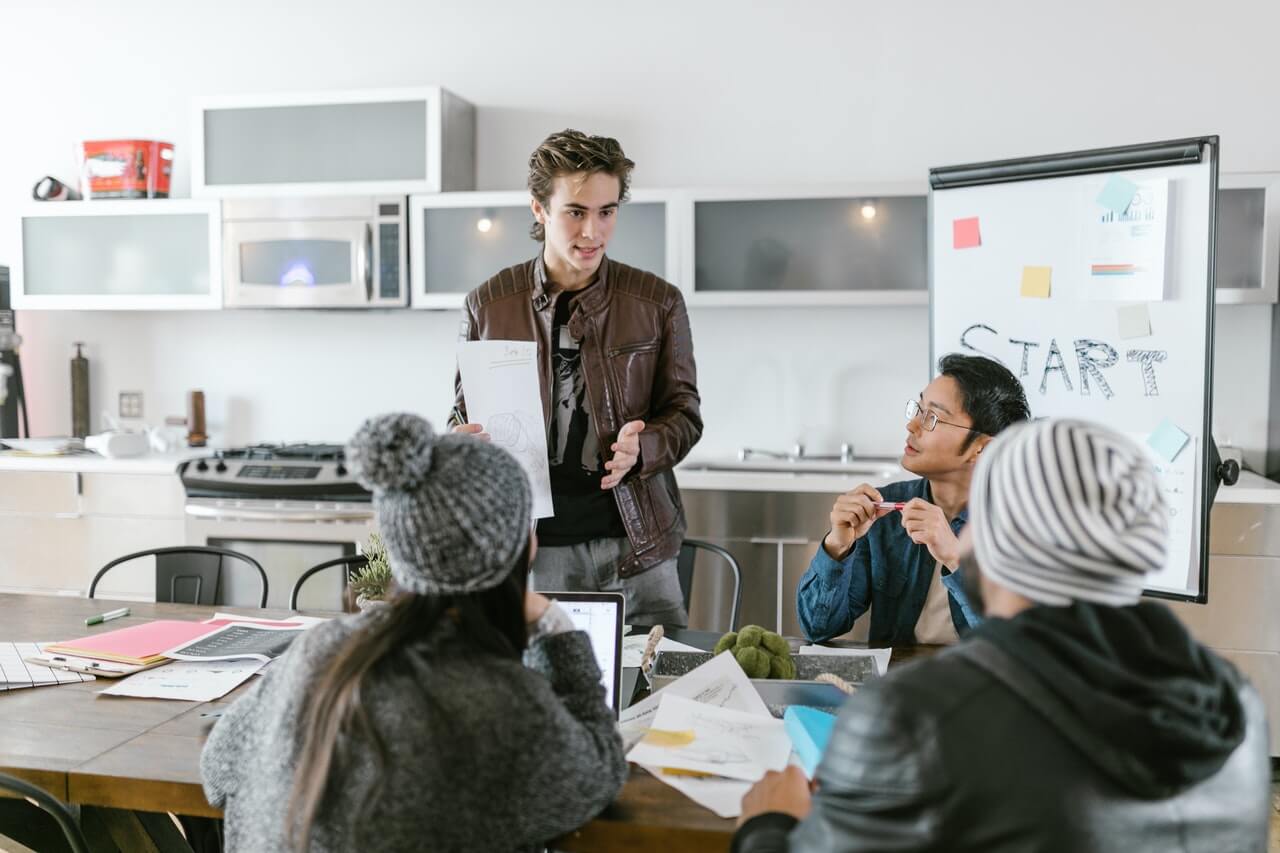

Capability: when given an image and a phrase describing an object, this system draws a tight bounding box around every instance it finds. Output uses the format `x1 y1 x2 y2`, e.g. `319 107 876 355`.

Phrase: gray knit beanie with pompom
346 413 532 596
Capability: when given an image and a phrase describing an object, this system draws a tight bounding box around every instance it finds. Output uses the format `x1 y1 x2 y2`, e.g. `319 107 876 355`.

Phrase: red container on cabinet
79 139 174 199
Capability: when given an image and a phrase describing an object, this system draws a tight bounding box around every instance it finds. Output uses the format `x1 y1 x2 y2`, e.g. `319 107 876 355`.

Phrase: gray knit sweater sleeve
200 616 628 852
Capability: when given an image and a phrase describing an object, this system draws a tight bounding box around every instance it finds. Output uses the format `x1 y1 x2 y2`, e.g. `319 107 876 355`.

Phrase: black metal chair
289 554 369 610
0 772 90 853
676 539 743 632
88 546 268 608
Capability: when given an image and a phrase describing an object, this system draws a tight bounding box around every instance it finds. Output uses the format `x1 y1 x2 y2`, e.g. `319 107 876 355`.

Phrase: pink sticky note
953 217 981 249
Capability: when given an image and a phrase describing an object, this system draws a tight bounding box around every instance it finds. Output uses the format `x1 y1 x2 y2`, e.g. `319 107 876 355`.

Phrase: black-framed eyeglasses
905 399 978 434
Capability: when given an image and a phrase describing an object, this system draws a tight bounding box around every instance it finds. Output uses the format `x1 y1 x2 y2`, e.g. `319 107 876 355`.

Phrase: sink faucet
738 442 855 463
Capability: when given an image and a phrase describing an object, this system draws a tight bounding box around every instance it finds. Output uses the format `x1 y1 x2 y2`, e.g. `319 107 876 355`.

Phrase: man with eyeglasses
796 353 1030 646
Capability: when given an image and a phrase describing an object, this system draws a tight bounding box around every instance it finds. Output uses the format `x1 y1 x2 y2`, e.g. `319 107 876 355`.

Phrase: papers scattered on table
627 694 791 781
163 623 305 662
100 658 266 702
620 650 770 743
0 642 95 691
620 634 704 669
797 645 892 676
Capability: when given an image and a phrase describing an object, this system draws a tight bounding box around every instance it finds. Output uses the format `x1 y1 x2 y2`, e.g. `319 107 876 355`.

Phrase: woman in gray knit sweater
200 413 629 852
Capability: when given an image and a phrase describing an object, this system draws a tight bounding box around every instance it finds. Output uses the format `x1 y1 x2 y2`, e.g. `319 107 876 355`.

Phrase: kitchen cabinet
13 199 222 309
193 86 475 198
1215 173 1280 304
0 469 185 597
682 183 928 307
408 189 682 309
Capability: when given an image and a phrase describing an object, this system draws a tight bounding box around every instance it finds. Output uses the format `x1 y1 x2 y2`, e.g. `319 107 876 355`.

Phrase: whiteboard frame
927 137 1219 604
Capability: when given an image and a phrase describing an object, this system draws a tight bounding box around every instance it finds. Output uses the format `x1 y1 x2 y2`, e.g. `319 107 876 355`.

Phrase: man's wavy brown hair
528 129 635 241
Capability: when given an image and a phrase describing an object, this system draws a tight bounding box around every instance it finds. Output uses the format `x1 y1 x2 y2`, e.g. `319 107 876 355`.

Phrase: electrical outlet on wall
118 391 144 419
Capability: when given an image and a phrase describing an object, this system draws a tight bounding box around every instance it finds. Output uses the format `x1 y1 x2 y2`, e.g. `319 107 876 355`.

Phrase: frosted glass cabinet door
411 193 670 309
194 87 476 197
690 193 928 305
15 200 221 309
1214 176 1280 304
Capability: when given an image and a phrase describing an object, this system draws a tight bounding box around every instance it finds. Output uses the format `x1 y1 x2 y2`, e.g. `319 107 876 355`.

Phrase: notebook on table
42 620 216 666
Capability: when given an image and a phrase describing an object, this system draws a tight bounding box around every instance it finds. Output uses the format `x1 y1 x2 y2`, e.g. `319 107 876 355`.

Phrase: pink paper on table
953 217 981 249
45 620 216 664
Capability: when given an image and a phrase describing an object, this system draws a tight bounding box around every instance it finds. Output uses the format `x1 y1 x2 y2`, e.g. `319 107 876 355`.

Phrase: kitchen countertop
1 449 1277 505
0 448 208 475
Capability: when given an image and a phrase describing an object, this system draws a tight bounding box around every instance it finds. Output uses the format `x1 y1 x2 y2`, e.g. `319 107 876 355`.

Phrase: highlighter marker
876 501 906 511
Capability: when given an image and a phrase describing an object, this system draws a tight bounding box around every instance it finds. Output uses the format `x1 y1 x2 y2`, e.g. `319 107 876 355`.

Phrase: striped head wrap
969 418 1168 607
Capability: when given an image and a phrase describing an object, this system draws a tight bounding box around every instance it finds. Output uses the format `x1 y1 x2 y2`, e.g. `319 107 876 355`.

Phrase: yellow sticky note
1020 266 1052 298
641 728 696 747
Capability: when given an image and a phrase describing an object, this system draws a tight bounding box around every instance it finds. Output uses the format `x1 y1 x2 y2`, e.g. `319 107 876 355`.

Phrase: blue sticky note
784 706 837 777
1147 419 1190 463
1097 175 1139 215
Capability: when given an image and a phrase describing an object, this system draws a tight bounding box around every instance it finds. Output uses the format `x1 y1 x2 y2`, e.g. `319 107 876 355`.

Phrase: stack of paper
622 651 787 818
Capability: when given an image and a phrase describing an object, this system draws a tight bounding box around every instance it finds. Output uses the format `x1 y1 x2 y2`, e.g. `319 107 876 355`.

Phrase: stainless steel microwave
222 196 407 308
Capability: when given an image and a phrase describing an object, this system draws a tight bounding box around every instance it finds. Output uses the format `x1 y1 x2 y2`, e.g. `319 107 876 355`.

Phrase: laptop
547 592 625 717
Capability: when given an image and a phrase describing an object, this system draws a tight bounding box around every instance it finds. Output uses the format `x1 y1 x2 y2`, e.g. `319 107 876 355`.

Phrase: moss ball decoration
713 625 795 679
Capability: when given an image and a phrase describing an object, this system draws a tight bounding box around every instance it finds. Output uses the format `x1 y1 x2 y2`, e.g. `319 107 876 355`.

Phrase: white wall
1 0 1276 467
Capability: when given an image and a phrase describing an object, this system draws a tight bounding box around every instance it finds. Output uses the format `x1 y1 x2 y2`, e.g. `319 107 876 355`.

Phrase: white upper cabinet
681 183 929 307
192 87 476 198
1215 173 1280 304
13 199 222 310
408 189 682 310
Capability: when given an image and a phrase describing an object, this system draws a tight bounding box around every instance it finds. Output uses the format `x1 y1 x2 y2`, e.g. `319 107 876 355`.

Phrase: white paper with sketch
649 771 752 819
798 645 892 676
456 340 554 518
619 650 770 744
620 634 704 669
100 658 266 702
626 694 791 782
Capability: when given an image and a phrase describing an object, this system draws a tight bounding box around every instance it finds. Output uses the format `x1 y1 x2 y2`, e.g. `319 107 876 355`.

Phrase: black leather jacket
735 605 1270 853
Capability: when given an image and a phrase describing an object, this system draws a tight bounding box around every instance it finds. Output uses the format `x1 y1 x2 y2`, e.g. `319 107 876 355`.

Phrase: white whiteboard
930 142 1216 601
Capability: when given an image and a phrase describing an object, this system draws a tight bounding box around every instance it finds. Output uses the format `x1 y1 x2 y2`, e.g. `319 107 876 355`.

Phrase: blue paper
784 706 837 777
1147 419 1190 463
1097 175 1139 215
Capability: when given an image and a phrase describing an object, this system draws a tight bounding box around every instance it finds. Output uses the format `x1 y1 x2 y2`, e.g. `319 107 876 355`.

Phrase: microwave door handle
362 224 373 301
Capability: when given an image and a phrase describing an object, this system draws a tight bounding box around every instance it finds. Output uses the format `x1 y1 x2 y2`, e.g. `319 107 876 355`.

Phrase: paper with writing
626 694 791 782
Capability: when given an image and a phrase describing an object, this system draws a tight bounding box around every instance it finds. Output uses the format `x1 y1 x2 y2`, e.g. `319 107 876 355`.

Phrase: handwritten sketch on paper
625 694 792 782
1084 177 1170 302
456 340 555 518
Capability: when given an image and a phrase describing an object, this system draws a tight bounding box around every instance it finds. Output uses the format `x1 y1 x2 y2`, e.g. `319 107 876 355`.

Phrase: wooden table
0 594 932 852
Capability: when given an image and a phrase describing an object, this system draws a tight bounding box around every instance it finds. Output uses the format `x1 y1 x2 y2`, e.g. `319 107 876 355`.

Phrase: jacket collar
531 251 610 313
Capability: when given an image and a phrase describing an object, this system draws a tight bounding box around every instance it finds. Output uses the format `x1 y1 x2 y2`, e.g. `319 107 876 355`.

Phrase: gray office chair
88 545 268 608
676 539 742 632
289 554 369 610
0 772 90 853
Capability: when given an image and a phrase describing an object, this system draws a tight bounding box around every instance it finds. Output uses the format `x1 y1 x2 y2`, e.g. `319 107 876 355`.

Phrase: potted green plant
350 532 393 612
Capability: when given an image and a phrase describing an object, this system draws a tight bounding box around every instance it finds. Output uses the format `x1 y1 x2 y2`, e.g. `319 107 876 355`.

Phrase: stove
179 443 370 503
180 443 377 611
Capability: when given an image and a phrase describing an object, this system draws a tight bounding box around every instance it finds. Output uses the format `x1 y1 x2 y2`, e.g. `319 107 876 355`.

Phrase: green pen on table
85 606 130 626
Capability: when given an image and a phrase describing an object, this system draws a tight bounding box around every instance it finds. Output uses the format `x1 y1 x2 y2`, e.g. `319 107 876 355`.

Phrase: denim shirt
796 478 982 645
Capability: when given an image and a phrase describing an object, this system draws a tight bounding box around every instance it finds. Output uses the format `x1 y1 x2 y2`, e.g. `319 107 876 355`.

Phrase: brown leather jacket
451 254 702 578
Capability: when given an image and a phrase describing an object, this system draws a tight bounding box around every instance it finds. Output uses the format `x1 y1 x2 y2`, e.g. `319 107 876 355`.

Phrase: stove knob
335 463 348 477
195 460 209 472
215 461 228 473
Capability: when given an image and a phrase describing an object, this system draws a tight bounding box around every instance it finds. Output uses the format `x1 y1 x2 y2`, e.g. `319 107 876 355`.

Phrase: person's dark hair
286 539 531 851
527 129 634 241
938 353 1031 451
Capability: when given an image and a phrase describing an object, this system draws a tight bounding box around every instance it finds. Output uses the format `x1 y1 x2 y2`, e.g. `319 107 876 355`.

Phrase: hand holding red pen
900 498 962 569
822 484 898 558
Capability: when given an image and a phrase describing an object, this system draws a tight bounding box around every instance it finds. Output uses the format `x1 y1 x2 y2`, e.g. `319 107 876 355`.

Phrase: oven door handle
362 223 373 301
185 504 375 523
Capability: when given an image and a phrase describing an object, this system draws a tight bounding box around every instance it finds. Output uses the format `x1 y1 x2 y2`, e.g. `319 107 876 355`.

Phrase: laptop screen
550 592 624 714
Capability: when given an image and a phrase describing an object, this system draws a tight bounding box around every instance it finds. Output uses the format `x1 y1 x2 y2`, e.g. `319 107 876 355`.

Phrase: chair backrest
676 539 742 632
0 772 90 853
88 546 269 608
289 554 369 611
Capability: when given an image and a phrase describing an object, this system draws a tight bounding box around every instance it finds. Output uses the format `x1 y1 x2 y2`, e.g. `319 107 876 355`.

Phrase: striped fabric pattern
969 418 1168 607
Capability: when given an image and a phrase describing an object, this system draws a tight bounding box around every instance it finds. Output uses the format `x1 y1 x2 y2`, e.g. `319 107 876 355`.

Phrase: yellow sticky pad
641 728 697 747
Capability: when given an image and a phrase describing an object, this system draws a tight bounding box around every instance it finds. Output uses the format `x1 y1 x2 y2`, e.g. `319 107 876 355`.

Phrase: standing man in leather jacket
450 129 702 626
735 419 1269 853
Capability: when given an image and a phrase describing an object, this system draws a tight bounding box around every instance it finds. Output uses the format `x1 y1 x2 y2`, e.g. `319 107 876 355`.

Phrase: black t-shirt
536 288 627 546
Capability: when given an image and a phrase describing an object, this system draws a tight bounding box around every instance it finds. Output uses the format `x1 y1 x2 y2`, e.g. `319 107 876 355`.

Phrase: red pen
876 501 906 510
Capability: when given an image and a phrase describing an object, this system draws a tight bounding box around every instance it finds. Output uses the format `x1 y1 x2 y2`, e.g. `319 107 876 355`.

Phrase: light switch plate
118 391 144 419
